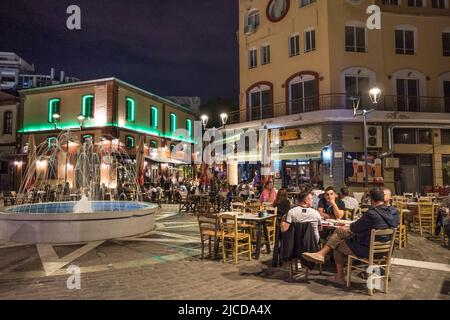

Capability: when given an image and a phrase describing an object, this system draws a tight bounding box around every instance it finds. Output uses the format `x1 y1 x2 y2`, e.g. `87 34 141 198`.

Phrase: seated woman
302 188 397 285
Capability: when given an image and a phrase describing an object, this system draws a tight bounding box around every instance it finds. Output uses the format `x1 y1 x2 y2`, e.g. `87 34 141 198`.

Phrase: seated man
383 187 400 227
318 187 346 220
340 187 360 211
281 192 322 244
302 188 397 285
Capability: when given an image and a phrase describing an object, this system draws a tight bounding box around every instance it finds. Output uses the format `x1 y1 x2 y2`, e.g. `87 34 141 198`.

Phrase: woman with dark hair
272 188 292 268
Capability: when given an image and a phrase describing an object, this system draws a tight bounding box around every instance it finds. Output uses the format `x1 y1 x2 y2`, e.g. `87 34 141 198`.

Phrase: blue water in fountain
6 202 153 214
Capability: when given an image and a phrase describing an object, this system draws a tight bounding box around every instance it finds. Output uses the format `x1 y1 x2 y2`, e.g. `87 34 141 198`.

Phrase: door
444 81 450 113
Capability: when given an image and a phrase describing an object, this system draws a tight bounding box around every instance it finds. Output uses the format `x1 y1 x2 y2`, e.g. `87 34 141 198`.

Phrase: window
345 25 366 52
3 111 13 135
418 129 431 144
289 34 300 57
261 45 271 65
395 28 416 55
186 119 192 137
443 32 450 56
48 99 60 123
248 83 273 121
407 0 424 6
382 0 399 4
444 81 450 112
82 134 93 144
150 106 158 128
300 0 316 7
432 0 447 8
245 9 260 34
305 29 316 53
442 155 450 186
442 130 450 144
170 113 177 132
82 95 94 118
125 98 135 122
393 129 430 144
288 74 319 114
47 137 58 148
397 78 420 112
126 136 135 148
345 76 370 107
249 49 257 69
0 162 7 174
150 140 158 149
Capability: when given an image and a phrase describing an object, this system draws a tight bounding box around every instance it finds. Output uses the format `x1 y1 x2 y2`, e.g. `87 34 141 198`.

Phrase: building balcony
228 94 450 124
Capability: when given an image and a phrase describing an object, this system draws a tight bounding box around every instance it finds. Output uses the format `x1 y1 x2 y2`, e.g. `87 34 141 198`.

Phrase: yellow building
18 78 198 187
230 0 450 193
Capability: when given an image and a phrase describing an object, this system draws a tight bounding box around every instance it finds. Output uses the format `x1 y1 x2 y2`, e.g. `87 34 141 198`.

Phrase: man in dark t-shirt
318 186 346 220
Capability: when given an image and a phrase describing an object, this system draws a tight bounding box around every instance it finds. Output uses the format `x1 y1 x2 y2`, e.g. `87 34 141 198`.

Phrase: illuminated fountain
0 130 158 244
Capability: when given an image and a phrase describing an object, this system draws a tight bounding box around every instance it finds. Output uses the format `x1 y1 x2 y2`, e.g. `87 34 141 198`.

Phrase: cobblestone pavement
0 204 449 300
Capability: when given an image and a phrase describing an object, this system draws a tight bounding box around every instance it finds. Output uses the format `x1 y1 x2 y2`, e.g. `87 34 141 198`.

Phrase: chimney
60 71 65 83
50 68 55 80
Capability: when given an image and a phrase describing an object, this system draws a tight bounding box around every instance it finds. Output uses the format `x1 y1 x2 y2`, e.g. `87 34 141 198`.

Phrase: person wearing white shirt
340 187 360 210
281 192 322 243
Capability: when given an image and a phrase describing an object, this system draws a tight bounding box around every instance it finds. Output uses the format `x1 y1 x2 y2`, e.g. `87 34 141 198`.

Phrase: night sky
0 0 239 107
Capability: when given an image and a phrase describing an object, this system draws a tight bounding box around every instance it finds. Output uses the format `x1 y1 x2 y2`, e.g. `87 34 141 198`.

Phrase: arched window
3 111 13 135
47 136 58 148
392 69 426 112
82 95 94 118
247 82 273 121
48 98 60 123
125 97 135 122
245 9 260 34
150 140 158 149
342 67 377 108
150 106 158 129
82 134 94 144
285 72 319 114
125 136 135 148
438 71 450 112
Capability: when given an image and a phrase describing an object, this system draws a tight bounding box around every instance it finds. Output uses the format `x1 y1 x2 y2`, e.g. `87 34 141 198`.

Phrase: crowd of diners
268 185 450 286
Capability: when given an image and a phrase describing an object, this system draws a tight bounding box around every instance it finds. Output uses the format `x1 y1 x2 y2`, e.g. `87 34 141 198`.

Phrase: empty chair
219 213 252 264
231 202 245 213
417 201 435 236
198 214 220 259
395 206 408 249
346 228 396 296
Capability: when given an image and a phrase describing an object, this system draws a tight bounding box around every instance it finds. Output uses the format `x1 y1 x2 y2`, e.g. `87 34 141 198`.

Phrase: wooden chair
395 206 408 249
219 213 252 264
418 197 433 203
178 192 192 213
417 201 435 236
198 214 220 259
403 193 414 200
426 193 438 198
246 202 262 213
231 202 245 213
346 228 396 296
266 207 278 246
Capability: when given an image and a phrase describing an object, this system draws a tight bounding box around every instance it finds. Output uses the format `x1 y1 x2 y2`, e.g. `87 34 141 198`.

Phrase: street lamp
77 114 85 129
220 113 228 127
353 87 381 187
52 113 60 129
201 115 209 130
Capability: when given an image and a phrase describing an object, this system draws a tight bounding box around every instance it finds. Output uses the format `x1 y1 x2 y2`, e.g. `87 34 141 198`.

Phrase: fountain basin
0 202 158 244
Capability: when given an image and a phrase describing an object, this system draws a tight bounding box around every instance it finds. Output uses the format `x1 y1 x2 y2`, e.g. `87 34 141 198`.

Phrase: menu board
345 152 384 184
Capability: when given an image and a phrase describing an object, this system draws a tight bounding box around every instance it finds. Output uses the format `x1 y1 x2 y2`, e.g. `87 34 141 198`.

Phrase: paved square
0 205 449 300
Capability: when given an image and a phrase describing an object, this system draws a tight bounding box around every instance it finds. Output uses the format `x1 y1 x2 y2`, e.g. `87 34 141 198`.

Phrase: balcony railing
227 94 450 125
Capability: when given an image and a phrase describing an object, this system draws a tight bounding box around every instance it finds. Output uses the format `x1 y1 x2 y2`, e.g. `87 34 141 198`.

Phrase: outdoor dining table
220 211 275 259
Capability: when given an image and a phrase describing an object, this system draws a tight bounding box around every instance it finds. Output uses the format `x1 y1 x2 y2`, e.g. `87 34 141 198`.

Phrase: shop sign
279 129 301 141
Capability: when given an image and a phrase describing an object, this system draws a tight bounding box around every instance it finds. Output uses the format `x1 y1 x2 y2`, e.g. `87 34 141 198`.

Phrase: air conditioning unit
384 158 400 169
367 125 383 149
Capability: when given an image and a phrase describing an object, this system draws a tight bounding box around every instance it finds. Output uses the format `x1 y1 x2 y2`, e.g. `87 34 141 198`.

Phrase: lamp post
52 113 60 130
220 113 228 129
77 114 85 129
353 87 381 187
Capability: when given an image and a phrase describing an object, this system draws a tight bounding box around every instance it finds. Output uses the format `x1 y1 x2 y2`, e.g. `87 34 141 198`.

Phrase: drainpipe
381 124 450 158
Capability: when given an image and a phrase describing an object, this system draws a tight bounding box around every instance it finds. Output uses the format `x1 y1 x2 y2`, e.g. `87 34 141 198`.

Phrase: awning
273 143 323 161
144 156 190 165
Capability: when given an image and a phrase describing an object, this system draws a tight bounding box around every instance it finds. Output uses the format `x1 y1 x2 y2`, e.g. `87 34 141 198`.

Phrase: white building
0 52 80 91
